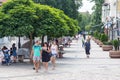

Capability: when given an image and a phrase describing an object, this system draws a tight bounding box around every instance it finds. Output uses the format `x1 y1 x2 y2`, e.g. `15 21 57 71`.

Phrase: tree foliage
33 0 82 19
0 0 79 39
88 0 104 31
78 12 92 32
85 24 92 32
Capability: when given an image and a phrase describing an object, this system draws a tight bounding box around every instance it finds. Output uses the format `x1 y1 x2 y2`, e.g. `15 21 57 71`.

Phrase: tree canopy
78 12 92 32
0 0 79 39
33 0 82 19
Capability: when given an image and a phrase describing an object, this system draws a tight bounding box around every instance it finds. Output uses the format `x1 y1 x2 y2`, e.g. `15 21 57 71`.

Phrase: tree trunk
41 35 45 45
18 36 21 49
29 33 33 63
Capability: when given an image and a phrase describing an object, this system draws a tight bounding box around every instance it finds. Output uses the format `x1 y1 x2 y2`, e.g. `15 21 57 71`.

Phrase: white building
102 0 120 40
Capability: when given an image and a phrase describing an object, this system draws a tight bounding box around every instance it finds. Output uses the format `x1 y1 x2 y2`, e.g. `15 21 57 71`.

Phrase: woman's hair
43 42 49 47
12 43 15 47
2 46 8 50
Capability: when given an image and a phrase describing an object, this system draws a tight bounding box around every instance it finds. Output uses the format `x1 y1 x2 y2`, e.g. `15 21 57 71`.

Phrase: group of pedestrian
31 40 58 73
0 43 17 65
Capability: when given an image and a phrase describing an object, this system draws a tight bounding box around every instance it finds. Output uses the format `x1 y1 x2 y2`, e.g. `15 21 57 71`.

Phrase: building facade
102 0 120 40
117 0 120 37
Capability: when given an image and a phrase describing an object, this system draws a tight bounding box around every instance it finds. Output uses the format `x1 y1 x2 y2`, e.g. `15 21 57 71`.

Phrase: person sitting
2 46 11 65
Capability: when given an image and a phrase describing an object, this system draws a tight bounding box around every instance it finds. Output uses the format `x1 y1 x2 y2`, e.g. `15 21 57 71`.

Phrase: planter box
99 42 103 47
109 50 120 58
102 45 113 51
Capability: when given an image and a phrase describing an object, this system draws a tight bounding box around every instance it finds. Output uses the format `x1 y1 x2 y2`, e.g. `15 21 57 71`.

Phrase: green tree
0 0 37 49
33 4 71 41
0 12 8 38
33 0 82 19
85 24 92 32
78 12 92 32
0 0 79 47
88 0 104 32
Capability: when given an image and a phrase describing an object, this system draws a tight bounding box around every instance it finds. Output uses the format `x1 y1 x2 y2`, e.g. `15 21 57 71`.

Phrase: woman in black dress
42 42 51 72
85 38 91 58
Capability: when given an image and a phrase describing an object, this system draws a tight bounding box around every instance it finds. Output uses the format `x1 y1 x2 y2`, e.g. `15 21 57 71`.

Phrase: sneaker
36 70 38 73
33 67 35 70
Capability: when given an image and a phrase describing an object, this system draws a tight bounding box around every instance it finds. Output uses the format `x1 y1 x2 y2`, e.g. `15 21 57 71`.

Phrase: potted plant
102 41 113 51
93 31 99 43
109 39 120 58
113 39 119 50
96 33 102 45
100 34 113 51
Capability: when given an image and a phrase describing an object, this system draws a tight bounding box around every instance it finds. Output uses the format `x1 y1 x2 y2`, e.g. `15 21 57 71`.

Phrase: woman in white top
0 49 4 65
50 41 58 70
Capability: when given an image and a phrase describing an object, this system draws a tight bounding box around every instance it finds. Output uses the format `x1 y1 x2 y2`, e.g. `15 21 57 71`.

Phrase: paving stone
0 37 120 80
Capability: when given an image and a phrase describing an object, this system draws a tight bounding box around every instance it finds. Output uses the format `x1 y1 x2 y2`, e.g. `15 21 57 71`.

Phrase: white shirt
51 45 57 54
0 50 4 58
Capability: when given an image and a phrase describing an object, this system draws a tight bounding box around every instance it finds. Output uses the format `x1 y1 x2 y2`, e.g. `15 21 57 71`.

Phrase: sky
78 0 95 14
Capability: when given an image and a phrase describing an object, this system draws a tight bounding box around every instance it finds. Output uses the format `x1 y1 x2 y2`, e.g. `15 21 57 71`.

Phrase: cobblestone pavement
0 37 120 80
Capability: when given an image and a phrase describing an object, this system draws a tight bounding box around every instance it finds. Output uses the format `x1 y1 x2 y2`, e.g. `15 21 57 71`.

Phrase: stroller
2 49 11 65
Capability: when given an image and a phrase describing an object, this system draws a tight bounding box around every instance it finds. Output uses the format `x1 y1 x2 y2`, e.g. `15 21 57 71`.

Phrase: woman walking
84 38 91 58
50 41 58 70
11 43 17 63
42 42 51 72
31 40 42 73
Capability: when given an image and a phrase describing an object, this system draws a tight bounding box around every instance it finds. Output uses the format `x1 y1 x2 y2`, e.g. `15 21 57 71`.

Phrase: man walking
31 40 42 73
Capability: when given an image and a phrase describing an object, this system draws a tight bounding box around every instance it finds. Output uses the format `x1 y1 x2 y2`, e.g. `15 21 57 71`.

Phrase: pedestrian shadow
0 72 56 79
57 57 80 61
0 61 33 68
57 57 112 61
64 50 81 53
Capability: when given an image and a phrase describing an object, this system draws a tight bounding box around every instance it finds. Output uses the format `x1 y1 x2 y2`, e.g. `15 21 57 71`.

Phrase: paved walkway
0 37 120 80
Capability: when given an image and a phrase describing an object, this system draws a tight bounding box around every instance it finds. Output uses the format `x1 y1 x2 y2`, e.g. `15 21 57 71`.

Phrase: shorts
51 54 57 58
33 56 40 62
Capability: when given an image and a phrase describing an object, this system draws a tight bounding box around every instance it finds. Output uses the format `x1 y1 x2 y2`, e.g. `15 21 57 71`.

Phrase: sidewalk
0 37 120 80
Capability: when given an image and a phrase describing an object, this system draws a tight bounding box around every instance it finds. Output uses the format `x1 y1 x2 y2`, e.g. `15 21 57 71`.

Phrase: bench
17 48 30 62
